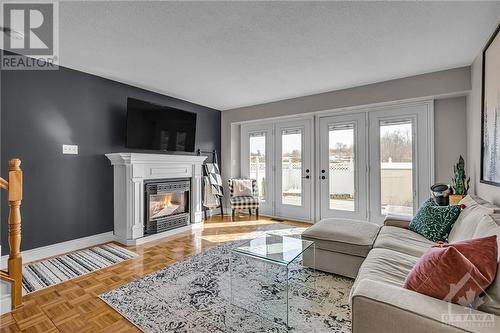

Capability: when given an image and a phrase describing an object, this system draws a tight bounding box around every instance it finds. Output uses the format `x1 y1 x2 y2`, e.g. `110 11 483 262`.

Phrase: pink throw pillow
403 236 498 306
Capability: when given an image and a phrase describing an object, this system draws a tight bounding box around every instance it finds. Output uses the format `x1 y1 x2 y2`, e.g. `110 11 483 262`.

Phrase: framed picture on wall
481 24 500 187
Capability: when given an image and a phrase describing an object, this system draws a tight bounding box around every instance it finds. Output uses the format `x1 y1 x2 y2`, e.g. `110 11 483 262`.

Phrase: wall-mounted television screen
126 98 197 152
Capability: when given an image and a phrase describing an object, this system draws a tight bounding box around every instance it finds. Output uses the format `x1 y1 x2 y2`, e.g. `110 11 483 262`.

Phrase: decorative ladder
0 159 23 309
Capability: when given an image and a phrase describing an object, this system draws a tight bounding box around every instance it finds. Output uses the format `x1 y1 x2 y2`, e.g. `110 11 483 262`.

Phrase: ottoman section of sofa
302 219 381 278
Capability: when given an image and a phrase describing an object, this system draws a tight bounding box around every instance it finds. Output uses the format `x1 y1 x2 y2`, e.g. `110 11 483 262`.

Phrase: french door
319 113 368 221
242 101 433 223
318 102 433 223
240 123 274 215
368 104 432 224
241 118 313 221
275 119 313 220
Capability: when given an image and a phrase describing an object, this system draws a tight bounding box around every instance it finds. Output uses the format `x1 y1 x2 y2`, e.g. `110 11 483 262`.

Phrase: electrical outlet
62 144 78 155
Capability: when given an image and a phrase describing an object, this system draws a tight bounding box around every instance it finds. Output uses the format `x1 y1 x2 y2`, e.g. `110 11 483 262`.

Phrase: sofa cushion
448 195 499 242
302 218 380 257
475 214 500 316
384 214 412 228
409 198 461 242
403 236 498 306
373 226 436 257
461 195 500 212
473 213 500 241
230 196 259 208
351 279 500 333
351 248 420 295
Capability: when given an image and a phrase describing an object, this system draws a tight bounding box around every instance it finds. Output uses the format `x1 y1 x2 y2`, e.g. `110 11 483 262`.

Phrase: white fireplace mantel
105 152 207 245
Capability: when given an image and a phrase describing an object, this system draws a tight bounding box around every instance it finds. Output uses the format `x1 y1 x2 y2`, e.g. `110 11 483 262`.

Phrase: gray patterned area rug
101 228 353 333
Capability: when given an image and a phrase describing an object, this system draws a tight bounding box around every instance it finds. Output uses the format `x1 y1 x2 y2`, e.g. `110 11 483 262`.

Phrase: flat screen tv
126 98 197 152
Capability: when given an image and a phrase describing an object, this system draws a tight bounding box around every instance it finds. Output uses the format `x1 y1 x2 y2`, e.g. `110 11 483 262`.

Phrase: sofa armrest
383 214 412 228
351 279 499 333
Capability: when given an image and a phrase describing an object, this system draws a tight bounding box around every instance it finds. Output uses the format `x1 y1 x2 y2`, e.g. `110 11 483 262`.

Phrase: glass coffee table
229 234 315 326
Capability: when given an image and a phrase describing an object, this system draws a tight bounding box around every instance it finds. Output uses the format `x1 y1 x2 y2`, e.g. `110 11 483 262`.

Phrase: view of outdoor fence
249 156 266 202
247 119 414 216
249 157 413 214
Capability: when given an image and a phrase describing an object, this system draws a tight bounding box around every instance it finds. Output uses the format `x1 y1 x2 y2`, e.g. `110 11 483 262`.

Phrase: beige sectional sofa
304 195 500 333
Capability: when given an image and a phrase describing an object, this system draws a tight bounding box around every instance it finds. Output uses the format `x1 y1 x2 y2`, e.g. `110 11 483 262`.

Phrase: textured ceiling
58 1 500 110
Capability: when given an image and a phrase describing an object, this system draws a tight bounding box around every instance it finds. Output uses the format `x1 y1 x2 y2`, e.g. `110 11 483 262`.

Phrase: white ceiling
58 1 500 110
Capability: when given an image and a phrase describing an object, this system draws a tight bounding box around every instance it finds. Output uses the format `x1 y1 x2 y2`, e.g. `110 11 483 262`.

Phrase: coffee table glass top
232 234 314 265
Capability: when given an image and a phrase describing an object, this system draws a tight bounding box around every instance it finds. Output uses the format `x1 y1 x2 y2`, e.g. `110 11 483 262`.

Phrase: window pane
282 129 302 206
249 133 266 202
329 124 355 211
380 121 413 216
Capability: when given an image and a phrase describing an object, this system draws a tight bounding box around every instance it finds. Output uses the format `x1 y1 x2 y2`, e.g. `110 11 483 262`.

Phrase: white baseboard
0 231 114 269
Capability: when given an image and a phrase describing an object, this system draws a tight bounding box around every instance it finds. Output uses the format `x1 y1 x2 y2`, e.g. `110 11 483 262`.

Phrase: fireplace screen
150 192 187 219
145 179 190 234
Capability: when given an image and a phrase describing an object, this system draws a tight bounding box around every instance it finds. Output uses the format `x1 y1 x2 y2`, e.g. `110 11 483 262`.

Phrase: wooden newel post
7 158 22 309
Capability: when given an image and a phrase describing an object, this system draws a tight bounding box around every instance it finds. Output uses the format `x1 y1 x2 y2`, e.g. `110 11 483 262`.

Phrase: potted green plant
450 155 470 205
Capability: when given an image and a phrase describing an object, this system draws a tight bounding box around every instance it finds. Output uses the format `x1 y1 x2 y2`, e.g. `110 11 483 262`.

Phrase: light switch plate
62 144 78 155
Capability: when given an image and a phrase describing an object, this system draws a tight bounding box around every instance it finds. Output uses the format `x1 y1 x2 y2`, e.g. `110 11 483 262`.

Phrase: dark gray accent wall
1 65 220 251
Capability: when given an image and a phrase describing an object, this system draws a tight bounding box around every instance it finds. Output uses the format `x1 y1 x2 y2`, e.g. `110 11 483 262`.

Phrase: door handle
320 169 326 180
302 175 310 179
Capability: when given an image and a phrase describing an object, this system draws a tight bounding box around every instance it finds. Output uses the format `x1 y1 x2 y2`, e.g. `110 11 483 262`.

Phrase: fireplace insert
144 179 190 234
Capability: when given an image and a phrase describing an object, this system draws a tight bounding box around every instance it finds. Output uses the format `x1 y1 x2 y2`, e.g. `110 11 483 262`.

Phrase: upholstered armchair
227 178 259 220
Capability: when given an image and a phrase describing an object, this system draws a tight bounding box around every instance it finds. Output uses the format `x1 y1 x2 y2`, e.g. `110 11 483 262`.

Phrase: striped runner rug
22 243 137 295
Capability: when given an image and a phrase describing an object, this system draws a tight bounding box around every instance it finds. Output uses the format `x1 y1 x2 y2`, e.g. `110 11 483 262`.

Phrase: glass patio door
319 113 368 221
275 119 313 220
241 118 313 220
241 101 432 223
368 104 432 224
241 123 274 215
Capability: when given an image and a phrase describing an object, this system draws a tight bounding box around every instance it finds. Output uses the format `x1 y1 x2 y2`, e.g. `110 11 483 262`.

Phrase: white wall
221 67 471 209
467 53 500 204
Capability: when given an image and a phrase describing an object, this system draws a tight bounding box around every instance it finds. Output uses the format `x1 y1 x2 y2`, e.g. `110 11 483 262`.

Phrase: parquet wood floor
0 215 308 333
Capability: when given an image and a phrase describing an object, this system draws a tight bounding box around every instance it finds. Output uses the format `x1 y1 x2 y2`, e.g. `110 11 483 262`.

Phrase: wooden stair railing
0 158 23 309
